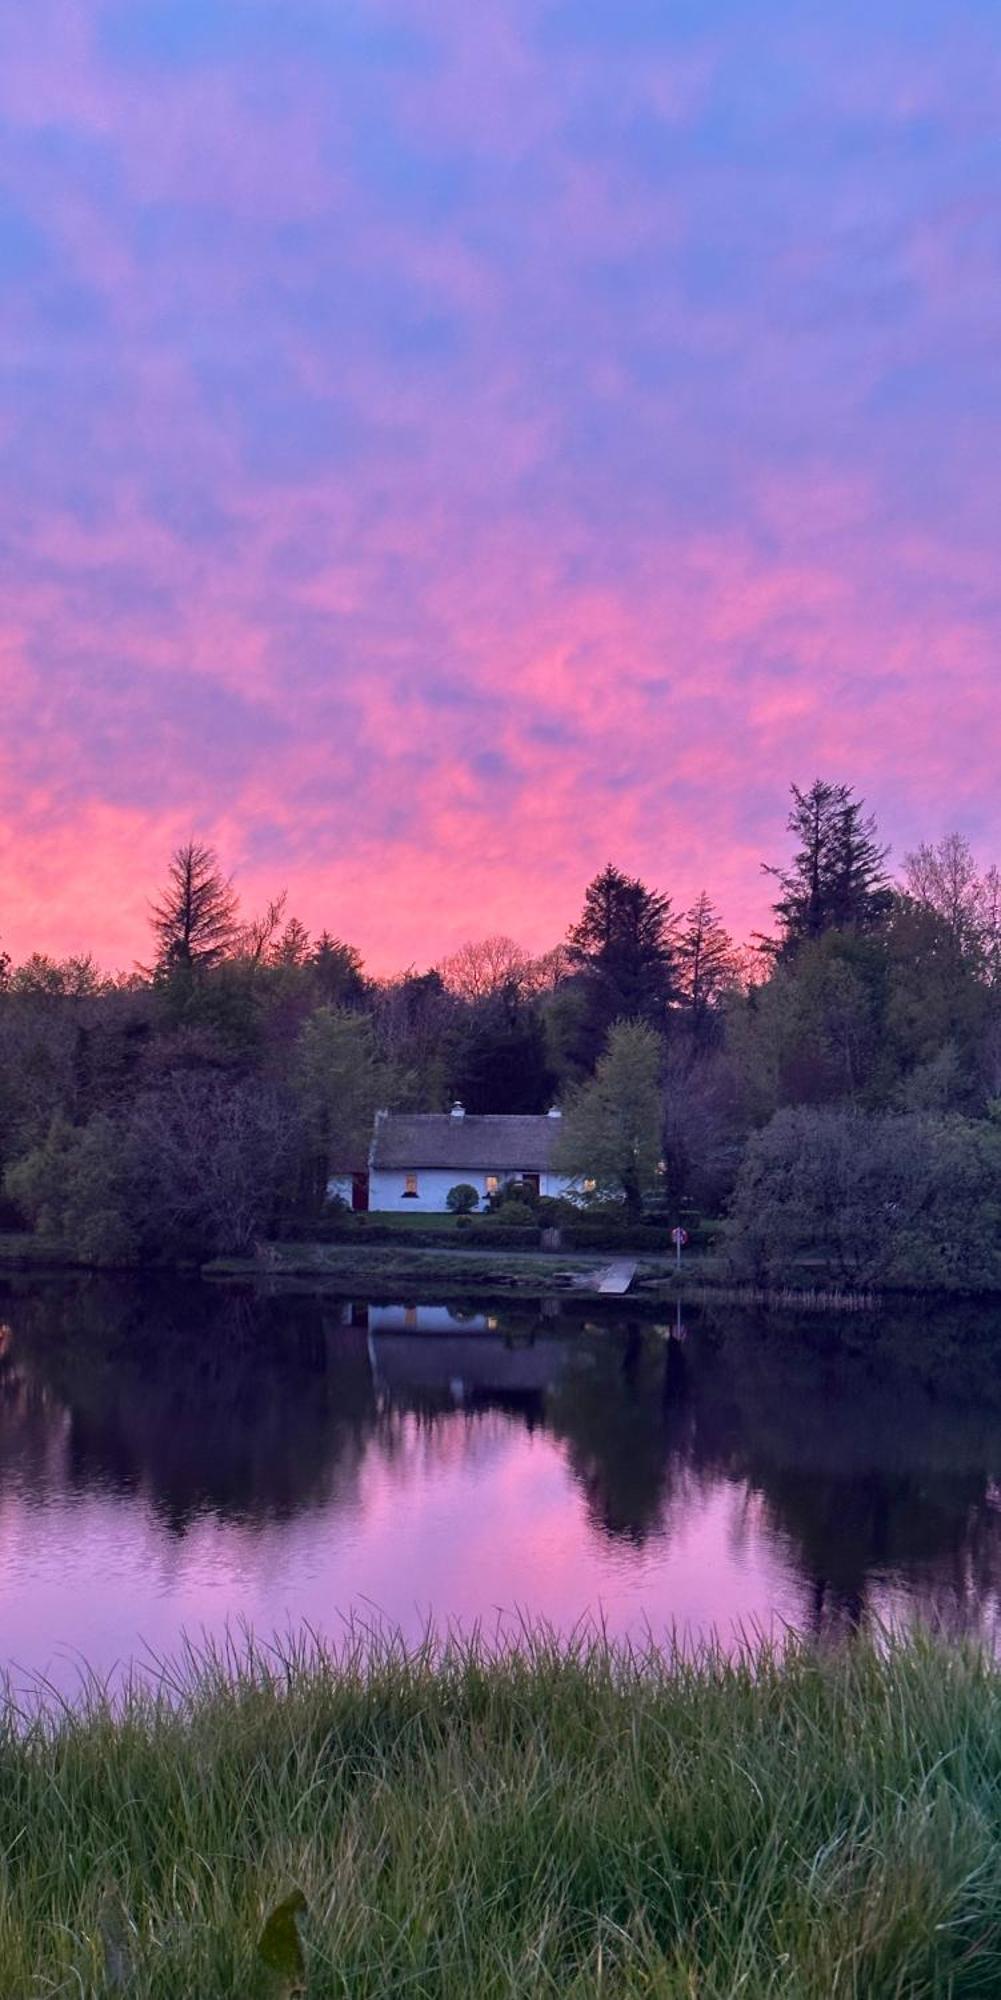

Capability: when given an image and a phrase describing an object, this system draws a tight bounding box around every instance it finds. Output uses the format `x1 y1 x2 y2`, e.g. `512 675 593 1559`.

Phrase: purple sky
1 0 1000 968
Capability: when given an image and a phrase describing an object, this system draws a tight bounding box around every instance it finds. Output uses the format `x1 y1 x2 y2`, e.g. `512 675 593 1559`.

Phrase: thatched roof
370 1110 562 1173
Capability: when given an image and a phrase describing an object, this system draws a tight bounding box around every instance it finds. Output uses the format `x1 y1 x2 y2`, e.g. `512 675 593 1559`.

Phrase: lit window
403 1172 419 1197
583 1178 597 1194
485 1174 500 1195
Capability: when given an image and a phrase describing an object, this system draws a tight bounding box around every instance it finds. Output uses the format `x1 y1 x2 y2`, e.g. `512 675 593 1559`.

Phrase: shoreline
4 1231 999 1307
0 1233 944 1308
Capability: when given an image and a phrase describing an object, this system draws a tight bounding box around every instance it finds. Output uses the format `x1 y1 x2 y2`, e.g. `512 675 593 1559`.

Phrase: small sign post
671 1225 688 1271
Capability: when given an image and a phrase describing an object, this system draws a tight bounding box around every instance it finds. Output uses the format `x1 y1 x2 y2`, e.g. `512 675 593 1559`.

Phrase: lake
1 1273 1000 1694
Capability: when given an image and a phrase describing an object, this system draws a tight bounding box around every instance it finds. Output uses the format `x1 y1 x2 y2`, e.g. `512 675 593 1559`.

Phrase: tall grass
0 1625 999 1996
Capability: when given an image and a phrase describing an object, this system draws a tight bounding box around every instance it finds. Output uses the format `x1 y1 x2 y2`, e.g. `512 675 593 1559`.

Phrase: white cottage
340 1102 579 1214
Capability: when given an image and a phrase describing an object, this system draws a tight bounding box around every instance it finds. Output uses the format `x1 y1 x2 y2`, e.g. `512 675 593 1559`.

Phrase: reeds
0 1622 998 1995
683 1281 880 1312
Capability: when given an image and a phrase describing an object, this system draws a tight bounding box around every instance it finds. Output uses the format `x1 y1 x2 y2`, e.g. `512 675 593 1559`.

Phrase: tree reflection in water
1 1275 1001 1646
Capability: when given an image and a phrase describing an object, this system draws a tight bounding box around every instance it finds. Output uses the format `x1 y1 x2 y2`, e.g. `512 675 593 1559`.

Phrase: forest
2 779 1000 1284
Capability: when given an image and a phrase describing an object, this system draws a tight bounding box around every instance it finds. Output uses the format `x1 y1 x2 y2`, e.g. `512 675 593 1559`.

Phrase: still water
1 1273 1000 1692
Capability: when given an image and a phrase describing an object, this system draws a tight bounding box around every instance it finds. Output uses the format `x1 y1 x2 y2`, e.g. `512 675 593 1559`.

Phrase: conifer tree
765 782 891 955
567 864 677 1060
676 892 740 1040
149 843 239 976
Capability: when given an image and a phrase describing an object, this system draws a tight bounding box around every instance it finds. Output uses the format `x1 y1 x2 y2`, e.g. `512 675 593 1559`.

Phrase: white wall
368 1167 579 1213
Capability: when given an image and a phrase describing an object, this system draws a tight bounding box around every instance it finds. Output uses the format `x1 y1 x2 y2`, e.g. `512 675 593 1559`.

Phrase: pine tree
765 782 891 955
149 842 239 976
676 892 740 1041
311 934 367 1007
567 864 677 1059
271 915 312 968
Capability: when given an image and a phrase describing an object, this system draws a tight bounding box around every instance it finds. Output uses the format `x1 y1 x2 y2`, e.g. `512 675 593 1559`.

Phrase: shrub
487 1178 540 1212
561 1220 666 1251
726 1106 1001 1291
460 1223 539 1248
446 1183 479 1215
4 1114 139 1265
492 1198 537 1227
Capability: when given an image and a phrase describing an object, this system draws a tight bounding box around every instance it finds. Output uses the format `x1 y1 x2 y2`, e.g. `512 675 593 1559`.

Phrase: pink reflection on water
0 1411 807 1700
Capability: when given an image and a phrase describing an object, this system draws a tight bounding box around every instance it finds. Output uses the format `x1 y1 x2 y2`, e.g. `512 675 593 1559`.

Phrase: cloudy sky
2 0 999 969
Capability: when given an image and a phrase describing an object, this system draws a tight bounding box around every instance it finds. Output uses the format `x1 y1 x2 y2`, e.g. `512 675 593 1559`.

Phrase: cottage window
403 1172 419 1197
583 1178 597 1194
485 1174 500 1195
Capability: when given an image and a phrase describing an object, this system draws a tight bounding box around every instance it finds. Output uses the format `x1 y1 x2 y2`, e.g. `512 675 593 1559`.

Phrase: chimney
450 1101 466 1119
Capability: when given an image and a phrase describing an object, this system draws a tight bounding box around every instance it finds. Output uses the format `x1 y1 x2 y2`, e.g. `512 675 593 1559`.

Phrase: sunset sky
2 0 999 971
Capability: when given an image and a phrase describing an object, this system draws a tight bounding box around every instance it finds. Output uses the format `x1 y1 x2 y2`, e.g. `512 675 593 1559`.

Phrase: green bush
446 1183 479 1215
4 1114 139 1266
561 1220 667 1251
726 1107 1001 1291
459 1223 539 1248
492 1197 537 1227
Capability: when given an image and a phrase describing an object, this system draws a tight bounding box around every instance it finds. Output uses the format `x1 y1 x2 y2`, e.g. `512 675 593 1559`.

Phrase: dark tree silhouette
566 863 677 1062
764 781 892 955
149 843 239 975
676 892 740 1042
310 934 367 1007
449 981 556 1113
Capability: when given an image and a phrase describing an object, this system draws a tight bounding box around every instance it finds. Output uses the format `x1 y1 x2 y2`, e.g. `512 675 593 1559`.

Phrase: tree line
2 779 1001 1277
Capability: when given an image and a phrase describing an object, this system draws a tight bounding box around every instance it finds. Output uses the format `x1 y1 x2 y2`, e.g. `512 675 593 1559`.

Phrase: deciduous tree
438 935 529 1002
727 1105 1001 1291
554 1019 663 1217
295 1007 383 1205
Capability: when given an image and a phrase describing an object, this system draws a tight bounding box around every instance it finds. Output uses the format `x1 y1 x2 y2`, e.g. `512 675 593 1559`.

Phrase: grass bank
204 1239 724 1300
2 1630 999 1996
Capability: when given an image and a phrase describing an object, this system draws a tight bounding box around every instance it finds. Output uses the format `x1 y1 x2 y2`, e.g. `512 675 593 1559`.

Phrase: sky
1 0 1000 972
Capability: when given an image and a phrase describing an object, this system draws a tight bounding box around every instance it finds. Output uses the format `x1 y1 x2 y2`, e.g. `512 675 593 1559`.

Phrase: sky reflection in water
0 1278 1000 1693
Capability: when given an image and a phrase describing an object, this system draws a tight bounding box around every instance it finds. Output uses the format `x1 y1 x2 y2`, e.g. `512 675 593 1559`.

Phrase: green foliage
294 1008 382 1207
0 1630 999 1996
491 1196 536 1227
446 1183 479 1214
3 813 1001 1279
4 1113 137 1264
728 914 990 1122
5 1075 299 1262
726 1106 1001 1291
555 1019 663 1216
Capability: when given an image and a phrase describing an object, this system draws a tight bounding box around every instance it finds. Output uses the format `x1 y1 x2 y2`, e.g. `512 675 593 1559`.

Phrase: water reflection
1 1274 1001 1682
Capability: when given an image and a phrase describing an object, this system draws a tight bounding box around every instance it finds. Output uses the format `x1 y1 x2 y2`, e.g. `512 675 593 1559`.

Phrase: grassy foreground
1 1631 1000 1997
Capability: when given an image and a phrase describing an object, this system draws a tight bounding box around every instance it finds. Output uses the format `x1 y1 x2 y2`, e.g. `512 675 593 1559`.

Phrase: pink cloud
0 0 999 970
